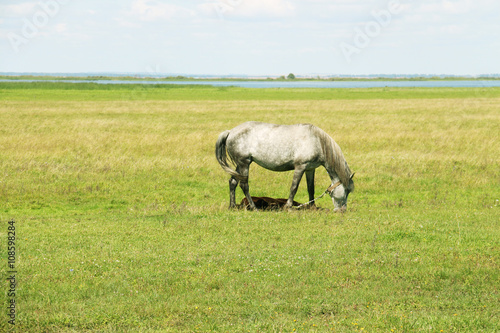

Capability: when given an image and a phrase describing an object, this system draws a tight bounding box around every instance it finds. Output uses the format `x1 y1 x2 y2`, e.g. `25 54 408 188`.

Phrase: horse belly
245 137 293 171
253 156 295 171
251 139 318 171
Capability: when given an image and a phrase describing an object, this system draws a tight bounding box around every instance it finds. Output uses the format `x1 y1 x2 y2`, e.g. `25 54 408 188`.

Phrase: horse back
226 122 325 171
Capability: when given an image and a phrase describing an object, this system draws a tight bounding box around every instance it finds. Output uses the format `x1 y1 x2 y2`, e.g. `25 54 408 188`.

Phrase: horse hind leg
229 177 238 209
238 163 257 210
239 181 256 210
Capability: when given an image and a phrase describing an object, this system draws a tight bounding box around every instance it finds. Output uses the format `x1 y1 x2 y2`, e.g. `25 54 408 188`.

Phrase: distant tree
287 73 296 80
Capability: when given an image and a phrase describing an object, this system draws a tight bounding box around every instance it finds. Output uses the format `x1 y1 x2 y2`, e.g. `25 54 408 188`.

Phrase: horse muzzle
333 205 347 213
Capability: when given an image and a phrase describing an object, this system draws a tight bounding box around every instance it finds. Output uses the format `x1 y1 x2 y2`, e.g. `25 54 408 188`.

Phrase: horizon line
1 72 500 78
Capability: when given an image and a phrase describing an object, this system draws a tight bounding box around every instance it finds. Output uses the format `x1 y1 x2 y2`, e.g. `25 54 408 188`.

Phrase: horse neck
323 137 351 187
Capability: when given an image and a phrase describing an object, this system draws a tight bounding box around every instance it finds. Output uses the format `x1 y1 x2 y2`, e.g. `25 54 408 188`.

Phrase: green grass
0 83 499 332
2 81 500 101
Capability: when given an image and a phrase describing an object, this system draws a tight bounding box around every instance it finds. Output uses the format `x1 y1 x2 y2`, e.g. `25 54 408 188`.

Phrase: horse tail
215 130 247 182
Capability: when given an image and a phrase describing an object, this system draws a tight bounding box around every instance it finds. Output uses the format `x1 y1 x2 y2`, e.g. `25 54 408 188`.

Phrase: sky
1 0 499 76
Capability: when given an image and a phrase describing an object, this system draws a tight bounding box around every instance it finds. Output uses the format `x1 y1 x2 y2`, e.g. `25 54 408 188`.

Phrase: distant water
1 79 500 88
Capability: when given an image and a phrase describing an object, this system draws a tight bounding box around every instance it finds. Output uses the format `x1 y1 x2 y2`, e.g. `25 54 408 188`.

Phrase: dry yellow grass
2 97 498 203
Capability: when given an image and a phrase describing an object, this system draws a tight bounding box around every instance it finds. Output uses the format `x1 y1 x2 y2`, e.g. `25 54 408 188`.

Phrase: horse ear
350 172 355 180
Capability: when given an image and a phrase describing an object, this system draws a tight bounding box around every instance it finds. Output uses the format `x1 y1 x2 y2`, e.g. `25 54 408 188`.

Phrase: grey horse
215 121 354 212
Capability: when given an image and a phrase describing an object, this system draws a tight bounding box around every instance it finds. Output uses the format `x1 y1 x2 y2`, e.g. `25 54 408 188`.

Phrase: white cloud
0 2 37 17
54 23 67 34
237 0 295 17
129 0 195 21
402 0 500 20
440 24 464 35
113 16 141 28
198 0 295 20
418 0 474 15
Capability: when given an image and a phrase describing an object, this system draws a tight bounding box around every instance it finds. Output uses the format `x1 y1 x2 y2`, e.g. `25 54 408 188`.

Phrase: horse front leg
305 169 315 208
286 166 306 208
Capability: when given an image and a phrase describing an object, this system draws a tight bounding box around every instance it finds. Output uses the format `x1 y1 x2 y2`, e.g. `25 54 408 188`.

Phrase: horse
215 121 355 212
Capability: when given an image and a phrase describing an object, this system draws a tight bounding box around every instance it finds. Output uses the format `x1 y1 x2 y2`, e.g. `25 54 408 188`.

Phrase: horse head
328 173 355 213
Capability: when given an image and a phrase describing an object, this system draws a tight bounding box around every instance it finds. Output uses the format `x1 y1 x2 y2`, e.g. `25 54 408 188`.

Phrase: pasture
0 82 499 332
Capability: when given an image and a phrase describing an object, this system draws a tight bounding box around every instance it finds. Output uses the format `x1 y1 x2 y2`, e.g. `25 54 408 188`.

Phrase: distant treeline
1 74 499 82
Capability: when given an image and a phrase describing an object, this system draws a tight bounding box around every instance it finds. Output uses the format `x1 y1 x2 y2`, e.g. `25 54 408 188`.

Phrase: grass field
0 82 499 332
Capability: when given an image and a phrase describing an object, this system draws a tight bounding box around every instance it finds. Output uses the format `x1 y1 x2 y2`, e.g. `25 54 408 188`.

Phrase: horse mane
312 125 354 191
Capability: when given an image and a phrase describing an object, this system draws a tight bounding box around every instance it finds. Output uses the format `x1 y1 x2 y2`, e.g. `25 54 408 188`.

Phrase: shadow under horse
239 196 301 210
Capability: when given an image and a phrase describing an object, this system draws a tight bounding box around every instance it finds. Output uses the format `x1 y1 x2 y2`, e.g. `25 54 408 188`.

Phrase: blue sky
1 0 499 76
